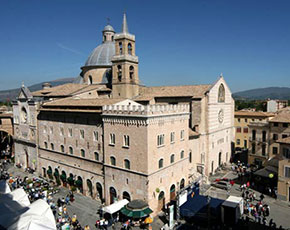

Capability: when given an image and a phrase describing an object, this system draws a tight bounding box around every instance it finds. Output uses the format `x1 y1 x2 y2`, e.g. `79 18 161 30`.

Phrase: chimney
42 82 52 90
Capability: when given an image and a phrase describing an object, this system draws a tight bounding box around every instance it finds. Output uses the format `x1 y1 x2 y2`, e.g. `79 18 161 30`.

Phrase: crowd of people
1 159 94 230
233 162 284 229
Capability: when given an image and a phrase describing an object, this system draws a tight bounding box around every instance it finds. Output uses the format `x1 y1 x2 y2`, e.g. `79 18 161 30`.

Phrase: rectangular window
243 128 248 133
237 139 240 145
274 122 279 127
252 143 256 154
283 148 290 159
245 119 248 122
94 131 99 141
157 134 165 146
123 135 130 147
273 134 278 141
80 129 84 139
68 128 73 137
252 130 256 140
238 118 241 122
180 130 185 140
262 144 266 156
110 133 115 145
170 132 175 143
283 123 288 128
284 167 290 178
50 126 53 134
282 134 288 139
236 127 241 133
272 147 278 155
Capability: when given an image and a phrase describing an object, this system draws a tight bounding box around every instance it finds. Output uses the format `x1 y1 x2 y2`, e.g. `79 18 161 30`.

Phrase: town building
13 14 235 213
234 111 274 150
277 137 290 202
267 99 288 113
0 106 13 157
12 84 39 169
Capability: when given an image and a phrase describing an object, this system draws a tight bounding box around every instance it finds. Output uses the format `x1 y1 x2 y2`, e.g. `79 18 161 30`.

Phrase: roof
269 111 290 123
32 83 86 97
71 85 111 95
103 24 115 32
42 98 122 107
235 111 274 117
277 136 290 144
136 85 211 100
102 199 129 214
84 41 115 67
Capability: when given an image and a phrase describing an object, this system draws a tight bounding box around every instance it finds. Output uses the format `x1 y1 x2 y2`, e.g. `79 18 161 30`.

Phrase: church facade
13 14 235 213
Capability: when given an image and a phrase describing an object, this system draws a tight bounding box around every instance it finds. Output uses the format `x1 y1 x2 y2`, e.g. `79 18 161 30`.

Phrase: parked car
211 181 231 190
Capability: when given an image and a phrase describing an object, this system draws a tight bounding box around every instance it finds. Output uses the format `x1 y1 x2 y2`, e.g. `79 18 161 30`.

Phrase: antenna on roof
106 17 110 25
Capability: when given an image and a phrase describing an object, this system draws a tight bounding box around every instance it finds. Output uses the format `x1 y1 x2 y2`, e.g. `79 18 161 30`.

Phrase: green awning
60 174 66 181
120 206 153 219
54 171 59 177
75 179 82 187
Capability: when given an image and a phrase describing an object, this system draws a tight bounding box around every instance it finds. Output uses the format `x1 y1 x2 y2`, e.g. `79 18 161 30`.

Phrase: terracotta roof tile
269 111 290 123
234 111 274 117
42 97 122 107
136 85 211 100
32 83 87 97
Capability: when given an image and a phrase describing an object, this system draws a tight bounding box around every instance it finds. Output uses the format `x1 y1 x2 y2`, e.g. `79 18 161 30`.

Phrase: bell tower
112 14 139 98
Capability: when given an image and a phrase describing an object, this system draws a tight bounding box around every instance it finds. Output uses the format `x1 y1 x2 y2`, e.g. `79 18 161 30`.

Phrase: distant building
267 99 288 113
13 14 235 214
277 137 290 202
234 111 274 152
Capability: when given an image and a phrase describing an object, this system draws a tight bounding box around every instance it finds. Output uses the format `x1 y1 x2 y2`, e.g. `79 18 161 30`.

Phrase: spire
122 13 129 34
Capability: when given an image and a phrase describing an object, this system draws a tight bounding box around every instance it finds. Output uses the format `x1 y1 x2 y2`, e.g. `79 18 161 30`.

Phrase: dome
84 41 115 67
103 24 115 32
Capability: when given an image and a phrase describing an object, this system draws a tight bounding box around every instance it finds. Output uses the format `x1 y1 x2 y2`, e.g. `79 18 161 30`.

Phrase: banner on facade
178 190 188 207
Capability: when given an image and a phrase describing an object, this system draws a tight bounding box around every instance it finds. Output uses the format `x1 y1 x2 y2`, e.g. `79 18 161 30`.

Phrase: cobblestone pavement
5 163 165 230
206 168 290 229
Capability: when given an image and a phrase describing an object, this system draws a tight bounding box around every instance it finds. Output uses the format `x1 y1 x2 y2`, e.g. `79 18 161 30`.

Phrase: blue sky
0 0 290 92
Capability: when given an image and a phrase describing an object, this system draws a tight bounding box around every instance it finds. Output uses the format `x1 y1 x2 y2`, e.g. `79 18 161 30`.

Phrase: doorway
244 140 247 148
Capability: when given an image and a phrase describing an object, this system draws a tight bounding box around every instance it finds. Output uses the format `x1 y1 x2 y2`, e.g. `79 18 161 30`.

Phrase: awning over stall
102 199 129 214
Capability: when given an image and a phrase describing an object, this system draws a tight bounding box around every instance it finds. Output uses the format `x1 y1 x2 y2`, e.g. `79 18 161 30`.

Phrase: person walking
260 193 265 202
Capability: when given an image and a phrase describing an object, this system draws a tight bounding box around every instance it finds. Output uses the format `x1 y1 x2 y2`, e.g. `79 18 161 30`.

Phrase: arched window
51 143 54 150
128 43 132 55
104 35 107 41
123 191 131 201
81 149 85 157
170 154 175 163
60 145 65 153
180 150 184 159
124 159 130 169
94 152 99 161
180 178 185 189
88 75 93 85
117 65 122 82
119 42 123 54
158 159 164 169
69 146 73 155
44 142 48 149
110 156 116 166
129 66 134 79
218 84 225 103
